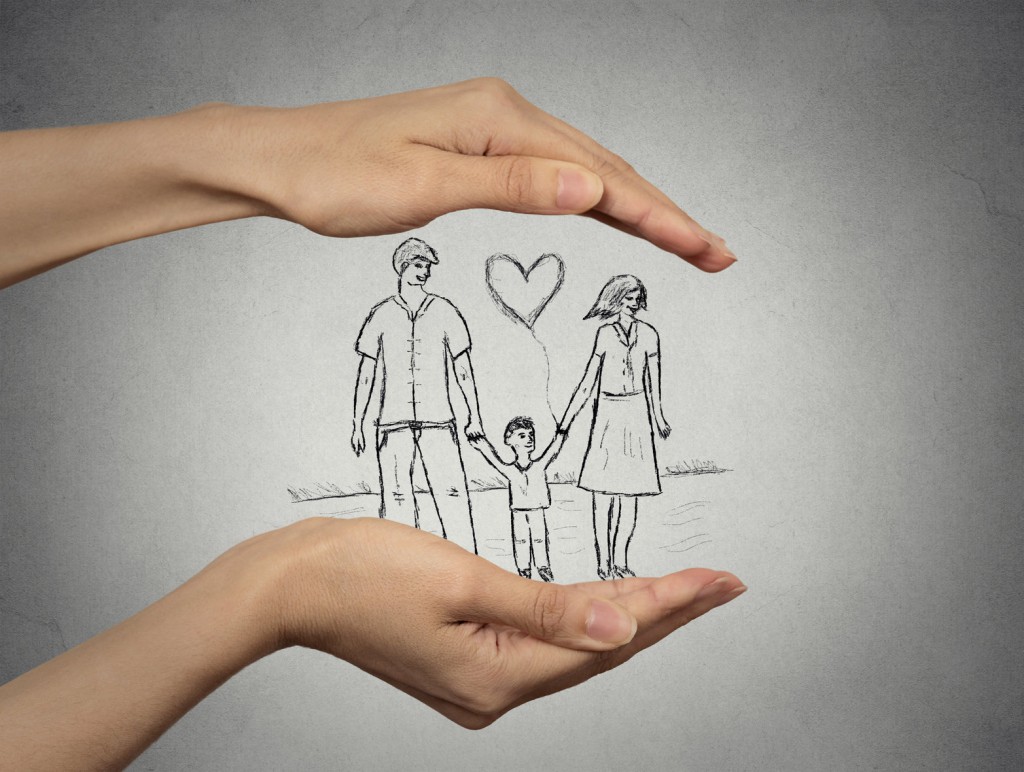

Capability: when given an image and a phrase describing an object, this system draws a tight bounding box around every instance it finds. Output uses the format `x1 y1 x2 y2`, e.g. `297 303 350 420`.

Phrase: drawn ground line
665 540 713 553
288 468 732 502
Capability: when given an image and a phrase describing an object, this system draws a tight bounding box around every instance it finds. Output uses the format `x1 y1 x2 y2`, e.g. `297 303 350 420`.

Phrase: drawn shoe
612 565 635 578
518 568 532 579
537 566 554 583
597 567 612 581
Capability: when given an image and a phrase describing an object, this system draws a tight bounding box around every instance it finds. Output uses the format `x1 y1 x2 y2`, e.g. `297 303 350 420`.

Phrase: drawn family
352 238 671 580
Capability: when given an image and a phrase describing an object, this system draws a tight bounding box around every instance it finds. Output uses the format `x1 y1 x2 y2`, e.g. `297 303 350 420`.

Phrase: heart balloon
484 253 565 329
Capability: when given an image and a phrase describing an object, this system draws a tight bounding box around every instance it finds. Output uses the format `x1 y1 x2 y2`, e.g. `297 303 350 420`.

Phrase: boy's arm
469 436 510 477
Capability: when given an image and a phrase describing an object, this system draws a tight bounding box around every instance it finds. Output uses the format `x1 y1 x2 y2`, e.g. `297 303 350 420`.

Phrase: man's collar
391 292 436 319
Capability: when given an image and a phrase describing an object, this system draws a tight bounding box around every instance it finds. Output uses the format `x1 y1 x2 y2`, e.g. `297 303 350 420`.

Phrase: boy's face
506 427 535 453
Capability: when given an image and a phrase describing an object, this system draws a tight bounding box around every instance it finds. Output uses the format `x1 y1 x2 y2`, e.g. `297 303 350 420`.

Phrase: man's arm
452 350 485 440
352 354 378 455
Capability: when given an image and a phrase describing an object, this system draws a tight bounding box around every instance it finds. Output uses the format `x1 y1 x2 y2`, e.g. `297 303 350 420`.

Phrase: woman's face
621 288 641 316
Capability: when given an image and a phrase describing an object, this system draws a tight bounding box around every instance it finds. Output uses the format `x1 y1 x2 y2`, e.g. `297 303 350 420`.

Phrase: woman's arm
0 78 737 289
538 429 569 468
559 338 604 431
645 334 671 439
0 518 745 768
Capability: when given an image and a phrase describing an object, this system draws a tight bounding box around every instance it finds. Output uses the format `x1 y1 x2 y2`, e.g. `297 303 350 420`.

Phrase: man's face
402 257 433 286
506 427 535 453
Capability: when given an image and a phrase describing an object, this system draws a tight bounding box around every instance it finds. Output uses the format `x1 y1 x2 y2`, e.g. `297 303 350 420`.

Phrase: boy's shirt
476 434 567 511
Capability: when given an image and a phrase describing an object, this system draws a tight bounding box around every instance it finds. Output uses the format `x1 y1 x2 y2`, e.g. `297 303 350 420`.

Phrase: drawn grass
288 459 729 503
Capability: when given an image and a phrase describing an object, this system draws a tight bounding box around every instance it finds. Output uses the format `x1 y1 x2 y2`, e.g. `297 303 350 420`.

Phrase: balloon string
528 325 558 424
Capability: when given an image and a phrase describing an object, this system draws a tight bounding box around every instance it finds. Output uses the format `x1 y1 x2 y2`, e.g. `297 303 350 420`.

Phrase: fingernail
586 600 637 645
716 586 748 606
694 577 731 601
557 168 601 211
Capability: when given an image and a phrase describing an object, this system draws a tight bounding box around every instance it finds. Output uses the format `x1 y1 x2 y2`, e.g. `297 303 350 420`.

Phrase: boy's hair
504 416 535 443
583 274 648 319
392 237 439 275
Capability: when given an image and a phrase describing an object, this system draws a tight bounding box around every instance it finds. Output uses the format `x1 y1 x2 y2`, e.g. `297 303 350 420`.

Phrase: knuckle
464 77 520 115
607 150 635 175
498 156 535 205
530 585 570 638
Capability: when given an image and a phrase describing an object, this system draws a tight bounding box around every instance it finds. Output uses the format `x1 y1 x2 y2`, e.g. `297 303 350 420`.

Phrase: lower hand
231 517 744 728
656 417 671 439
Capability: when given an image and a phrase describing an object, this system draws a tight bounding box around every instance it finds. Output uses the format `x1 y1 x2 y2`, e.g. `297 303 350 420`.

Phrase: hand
251 518 744 728
656 415 671 439
464 418 485 441
351 424 366 455
214 79 736 273
2 78 736 289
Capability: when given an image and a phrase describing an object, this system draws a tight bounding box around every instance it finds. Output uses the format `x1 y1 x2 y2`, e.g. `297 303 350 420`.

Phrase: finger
504 571 747 705
427 150 605 216
459 569 638 651
563 567 723 601
494 105 737 270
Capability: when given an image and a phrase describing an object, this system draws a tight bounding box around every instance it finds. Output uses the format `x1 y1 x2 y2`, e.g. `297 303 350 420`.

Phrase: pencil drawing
558 275 671 579
351 238 480 554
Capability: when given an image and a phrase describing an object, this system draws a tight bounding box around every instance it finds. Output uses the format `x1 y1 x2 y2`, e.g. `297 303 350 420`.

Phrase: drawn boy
470 417 567 581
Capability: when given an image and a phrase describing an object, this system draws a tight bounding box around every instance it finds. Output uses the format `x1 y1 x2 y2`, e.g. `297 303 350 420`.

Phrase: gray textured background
2 1 1022 770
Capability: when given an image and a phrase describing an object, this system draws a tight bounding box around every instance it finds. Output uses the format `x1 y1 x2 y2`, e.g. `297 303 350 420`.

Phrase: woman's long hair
583 274 647 319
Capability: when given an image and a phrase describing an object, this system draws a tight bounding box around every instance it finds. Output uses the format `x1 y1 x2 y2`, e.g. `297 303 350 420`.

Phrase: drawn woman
559 275 670 579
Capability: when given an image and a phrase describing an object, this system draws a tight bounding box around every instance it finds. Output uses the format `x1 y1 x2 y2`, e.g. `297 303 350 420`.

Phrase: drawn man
352 238 481 553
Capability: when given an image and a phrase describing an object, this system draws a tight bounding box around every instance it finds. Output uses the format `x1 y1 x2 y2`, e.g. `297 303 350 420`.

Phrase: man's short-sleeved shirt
594 320 659 395
356 294 471 428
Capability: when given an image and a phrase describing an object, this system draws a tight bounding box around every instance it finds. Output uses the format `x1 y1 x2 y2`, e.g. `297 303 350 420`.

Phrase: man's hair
583 274 648 319
504 415 535 443
392 238 439 275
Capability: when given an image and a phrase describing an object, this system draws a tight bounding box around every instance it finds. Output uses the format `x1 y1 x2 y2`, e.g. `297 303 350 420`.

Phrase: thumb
462 571 638 651
431 153 604 216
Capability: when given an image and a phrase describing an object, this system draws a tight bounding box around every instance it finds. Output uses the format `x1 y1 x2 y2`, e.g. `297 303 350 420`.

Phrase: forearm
0 105 278 288
648 356 666 417
453 353 482 422
0 544 277 771
353 358 376 426
560 362 599 429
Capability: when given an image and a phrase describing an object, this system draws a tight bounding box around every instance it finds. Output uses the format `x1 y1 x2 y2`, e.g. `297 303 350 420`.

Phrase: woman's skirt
579 392 661 496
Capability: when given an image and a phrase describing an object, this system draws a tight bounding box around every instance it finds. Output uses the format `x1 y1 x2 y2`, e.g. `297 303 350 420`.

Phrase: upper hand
222 79 736 272
230 518 744 729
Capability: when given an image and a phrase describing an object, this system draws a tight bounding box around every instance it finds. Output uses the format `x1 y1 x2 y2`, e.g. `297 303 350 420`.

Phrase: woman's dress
578 320 662 496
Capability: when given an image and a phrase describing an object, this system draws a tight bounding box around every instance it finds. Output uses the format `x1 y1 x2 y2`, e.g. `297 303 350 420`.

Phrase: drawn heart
485 253 565 329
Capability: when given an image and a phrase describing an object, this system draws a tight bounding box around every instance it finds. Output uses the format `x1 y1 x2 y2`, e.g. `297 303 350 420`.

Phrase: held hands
464 418 485 442
224 517 744 729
